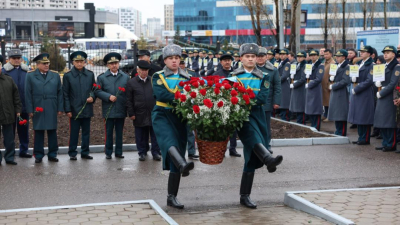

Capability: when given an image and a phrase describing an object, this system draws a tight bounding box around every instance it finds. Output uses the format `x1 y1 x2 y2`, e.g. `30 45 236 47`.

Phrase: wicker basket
195 133 229 165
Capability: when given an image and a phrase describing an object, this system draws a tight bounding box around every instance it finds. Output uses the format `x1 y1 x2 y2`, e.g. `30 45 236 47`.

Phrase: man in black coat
126 60 161 161
131 50 162 78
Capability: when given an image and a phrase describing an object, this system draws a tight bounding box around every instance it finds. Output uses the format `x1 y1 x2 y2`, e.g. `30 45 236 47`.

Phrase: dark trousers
265 111 272 150
34 129 58 159
309 115 321 131
12 112 29 155
380 128 397 149
357 125 371 143
323 106 329 118
68 118 91 157
135 125 160 156
296 112 306 124
0 123 16 162
229 131 237 151
105 118 125 156
279 109 290 121
335 121 347 136
187 126 196 155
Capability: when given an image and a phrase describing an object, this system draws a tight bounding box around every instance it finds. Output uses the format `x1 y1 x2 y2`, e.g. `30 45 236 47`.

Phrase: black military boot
240 172 257 209
168 146 194 177
167 172 184 209
253 143 283 173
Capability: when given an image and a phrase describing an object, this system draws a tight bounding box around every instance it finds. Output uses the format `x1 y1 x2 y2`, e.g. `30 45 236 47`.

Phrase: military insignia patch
157 79 163 85
264 80 270 88
319 69 323 73
346 70 350 76
396 71 400 76
285 67 289 71
370 70 373 75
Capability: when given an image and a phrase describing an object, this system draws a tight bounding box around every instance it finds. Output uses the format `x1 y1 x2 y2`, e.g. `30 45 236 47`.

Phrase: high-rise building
164 4 174 31
142 24 148 38
0 0 79 9
100 7 142 37
147 17 161 37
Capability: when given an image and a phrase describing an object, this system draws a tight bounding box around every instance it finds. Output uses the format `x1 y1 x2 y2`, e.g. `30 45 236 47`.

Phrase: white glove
306 74 310 79
377 92 381 99
290 84 294 89
375 81 382 88
329 76 334 82
382 86 385 90
352 89 356 95
305 83 309 89
290 74 294 79
329 84 332 90
351 77 357 83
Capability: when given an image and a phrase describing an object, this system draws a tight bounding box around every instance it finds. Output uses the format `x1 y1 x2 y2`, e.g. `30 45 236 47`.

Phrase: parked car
19 42 30 50
120 59 135 75
124 49 134 59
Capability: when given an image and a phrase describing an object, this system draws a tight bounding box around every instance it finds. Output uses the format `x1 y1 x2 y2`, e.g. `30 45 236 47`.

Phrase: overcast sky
80 0 173 25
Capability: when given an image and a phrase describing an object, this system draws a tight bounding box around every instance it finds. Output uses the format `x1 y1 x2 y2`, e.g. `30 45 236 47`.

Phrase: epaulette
50 70 59 74
97 73 105 77
86 68 94 73
187 68 195 72
156 70 164 74
27 70 35 73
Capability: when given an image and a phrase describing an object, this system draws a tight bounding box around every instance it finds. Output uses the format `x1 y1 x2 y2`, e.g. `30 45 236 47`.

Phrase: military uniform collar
339 59 349 68
232 66 264 78
358 57 373 66
105 69 120 77
163 66 190 79
3 62 29 72
71 66 87 77
264 61 275 70
386 59 398 71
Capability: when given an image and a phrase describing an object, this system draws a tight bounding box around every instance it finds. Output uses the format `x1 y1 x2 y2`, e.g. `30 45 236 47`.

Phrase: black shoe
19 153 32 158
106 155 112 159
168 146 194 177
239 172 257 209
35 158 42 163
352 141 359 144
376 135 383 139
70 156 77 161
370 132 379 137
81 155 93 160
48 157 59 162
350 124 357 129
139 154 146 161
167 172 184 209
375 147 384 150
5 161 17 165
153 154 161 161
382 147 396 152
188 154 199 159
357 141 370 145
115 155 125 159
253 143 283 173
229 150 242 157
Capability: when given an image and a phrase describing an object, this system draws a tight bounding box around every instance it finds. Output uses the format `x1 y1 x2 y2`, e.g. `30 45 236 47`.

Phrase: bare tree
342 0 346 48
273 0 281 45
324 0 329 48
237 0 263 45
384 0 388 29
370 0 376 29
289 0 300 52
362 0 367 30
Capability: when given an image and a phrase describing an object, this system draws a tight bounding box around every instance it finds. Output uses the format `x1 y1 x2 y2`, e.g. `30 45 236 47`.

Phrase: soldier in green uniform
152 45 194 209
25 53 64 163
229 43 283 209
63 51 96 160
267 49 276 64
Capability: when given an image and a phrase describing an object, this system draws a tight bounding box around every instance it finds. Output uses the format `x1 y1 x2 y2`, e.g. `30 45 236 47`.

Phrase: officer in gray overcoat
348 46 375 145
327 49 351 136
289 51 307 124
374 45 400 151
305 49 324 131
278 49 291 121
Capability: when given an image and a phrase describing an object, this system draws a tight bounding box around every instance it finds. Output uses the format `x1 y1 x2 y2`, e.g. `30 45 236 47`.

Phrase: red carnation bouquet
75 83 100 120
105 86 125 123
174 75 256 142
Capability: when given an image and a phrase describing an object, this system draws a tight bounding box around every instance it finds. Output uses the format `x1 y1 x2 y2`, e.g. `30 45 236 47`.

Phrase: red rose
121 88 126 92
238 86 247 93
208 80 214 87
214 88 220 95
93 83 97 87
35 107 43 112
230 90 238 97
224 84 232 90
118 87 122 91
190 92 197 98
199 80 205 86
179 81 185 87
184 85 191 92
243 94 250 104
19 121 24 125
192 81 199 88
215 83 222 89
97 85 101 89
222 80 230 85
203 99 213 108
174 91 181 99
199 89 207 96
193 105 200 114
231 97 239 105
233 82 239 88
180 94 187 102
217 101 224 108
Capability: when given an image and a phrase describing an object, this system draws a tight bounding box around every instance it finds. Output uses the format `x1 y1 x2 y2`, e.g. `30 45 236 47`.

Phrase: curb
284 186 400 225
0 200 178 225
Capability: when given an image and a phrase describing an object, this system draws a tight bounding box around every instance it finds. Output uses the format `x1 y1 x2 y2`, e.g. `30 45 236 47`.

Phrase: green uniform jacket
63 67 96 118
259 61 281 112
95 69 130 118
0 73 22 125
230 67 270 170
25 69 64 130
151 67 190 170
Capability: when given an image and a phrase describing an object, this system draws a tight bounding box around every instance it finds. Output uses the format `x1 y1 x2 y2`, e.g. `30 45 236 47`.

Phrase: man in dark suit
131 50 162 78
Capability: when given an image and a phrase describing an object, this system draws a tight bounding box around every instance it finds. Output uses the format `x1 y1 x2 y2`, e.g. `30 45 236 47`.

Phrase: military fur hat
239 43 259 56
163 44 182 59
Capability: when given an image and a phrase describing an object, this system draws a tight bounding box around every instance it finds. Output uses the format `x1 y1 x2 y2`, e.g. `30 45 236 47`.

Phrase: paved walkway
170 205 331 225
296 187 400 224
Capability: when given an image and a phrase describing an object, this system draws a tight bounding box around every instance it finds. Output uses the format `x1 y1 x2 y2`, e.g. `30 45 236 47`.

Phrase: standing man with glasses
2 49 32 159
